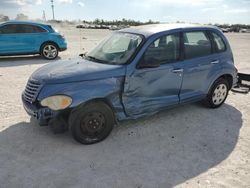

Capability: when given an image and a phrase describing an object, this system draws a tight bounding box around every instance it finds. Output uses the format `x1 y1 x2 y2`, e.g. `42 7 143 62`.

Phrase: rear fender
206 70 236 94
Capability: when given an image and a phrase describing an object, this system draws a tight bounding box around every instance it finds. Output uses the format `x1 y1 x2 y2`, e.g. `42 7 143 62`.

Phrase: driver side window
0 24 18 34
144 33 180 65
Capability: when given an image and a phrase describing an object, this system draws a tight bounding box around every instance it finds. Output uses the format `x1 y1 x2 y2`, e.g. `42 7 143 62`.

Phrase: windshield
86 32 143 65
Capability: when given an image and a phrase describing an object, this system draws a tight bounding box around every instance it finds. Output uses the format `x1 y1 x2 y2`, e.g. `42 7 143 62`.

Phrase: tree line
0 14 28 21
83 18 159 26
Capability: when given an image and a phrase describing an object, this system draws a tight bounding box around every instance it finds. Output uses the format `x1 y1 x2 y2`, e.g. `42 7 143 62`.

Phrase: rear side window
183 31 212 59
35 26 47 33
18 24 47 33
0 24 47 34
211 32 226 52
47 25 55 32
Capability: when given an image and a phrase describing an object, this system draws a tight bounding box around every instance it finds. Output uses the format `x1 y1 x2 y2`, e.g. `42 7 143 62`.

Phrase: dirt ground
0 26 250 188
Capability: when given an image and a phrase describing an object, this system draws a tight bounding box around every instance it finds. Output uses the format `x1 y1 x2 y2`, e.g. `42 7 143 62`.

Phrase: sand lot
0 26 250 188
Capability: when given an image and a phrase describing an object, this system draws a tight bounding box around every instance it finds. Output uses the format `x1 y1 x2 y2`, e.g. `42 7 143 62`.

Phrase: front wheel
41 43 58 60
205 78 229 108
69 102 115 144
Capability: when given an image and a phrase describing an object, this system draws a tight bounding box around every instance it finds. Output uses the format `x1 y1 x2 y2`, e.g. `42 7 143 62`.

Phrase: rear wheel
205 78 229 108
69 102 115 144
41 43 58 60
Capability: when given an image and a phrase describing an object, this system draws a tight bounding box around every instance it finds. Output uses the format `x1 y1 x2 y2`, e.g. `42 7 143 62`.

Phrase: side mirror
138 56 161 69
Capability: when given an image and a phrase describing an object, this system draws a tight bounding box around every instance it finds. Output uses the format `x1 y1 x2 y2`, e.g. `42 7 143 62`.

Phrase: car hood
31 58 126 84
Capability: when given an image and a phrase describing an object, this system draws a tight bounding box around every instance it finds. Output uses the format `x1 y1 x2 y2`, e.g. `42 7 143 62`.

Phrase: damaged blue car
22 24 237 144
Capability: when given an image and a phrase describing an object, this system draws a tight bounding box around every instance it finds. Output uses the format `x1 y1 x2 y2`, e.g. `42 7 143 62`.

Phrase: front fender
37 77 127 120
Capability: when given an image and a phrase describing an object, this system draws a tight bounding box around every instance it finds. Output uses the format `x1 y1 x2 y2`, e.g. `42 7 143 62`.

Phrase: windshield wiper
85 55 109 64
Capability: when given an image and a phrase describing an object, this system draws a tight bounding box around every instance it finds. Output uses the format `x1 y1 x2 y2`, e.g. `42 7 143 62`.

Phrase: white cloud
222 4 229 9
201 3 249 14
36 0 42 4
131 0 223 8
5 0 43 6
221 4 249 14
77 1 85 7
58 0 73 4
201 7 216 12
225 9 249 13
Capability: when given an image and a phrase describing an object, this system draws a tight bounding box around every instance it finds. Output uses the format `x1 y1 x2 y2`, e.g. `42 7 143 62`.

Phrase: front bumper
22 94 57 126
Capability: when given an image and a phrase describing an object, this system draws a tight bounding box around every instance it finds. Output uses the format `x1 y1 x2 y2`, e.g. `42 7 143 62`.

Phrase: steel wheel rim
212 83 228 105
43 45 57 59
80 112 106 138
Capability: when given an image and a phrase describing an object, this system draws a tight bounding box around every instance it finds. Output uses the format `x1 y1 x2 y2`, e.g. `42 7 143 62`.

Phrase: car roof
0 20 48 27
120 24 219 38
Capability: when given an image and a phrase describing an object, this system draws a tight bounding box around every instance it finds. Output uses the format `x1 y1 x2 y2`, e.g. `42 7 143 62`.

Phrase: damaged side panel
122 63 183 117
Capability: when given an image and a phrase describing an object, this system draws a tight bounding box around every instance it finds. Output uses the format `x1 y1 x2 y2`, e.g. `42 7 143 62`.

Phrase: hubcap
43 45 57 59
80 112 106 136
212 83 227 105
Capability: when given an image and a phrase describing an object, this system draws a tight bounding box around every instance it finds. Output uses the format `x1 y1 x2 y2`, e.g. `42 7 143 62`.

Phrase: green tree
0 14 10 22
15 13 29 20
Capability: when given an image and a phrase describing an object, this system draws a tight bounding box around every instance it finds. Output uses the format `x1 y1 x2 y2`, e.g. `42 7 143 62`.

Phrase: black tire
205 78 229 108
40 42 58 60
69 102 115 145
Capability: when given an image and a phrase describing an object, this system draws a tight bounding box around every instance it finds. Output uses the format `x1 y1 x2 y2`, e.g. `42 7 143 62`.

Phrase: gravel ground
0 26 250 188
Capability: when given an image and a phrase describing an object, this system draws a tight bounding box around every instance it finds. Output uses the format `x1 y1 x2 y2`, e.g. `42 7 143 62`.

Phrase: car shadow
0 103 242 188
0 55 61 67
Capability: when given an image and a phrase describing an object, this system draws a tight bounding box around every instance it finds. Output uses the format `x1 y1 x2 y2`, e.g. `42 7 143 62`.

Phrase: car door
122 33 184 117
0 24 21 54
16 24 48 53
179 30 222 103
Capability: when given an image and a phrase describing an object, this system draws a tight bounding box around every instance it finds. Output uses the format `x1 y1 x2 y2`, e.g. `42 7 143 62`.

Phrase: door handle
172 69 184 73
211 60 220 64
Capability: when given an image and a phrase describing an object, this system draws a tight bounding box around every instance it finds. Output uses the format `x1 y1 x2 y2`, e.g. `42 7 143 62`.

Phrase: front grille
23 79 41 103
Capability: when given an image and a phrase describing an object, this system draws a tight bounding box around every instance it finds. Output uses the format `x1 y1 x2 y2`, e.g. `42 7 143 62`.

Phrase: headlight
40 95 72 110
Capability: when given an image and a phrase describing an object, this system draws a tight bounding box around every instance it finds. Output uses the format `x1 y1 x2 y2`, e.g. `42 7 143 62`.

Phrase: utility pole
42 10 46 21
51 0 55 20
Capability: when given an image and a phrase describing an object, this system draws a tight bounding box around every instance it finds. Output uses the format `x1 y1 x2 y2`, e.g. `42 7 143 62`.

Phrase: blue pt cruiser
22 24 238 144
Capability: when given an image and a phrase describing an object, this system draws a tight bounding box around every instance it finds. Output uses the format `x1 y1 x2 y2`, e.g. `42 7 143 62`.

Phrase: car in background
0 21 67 60
22 24 237 144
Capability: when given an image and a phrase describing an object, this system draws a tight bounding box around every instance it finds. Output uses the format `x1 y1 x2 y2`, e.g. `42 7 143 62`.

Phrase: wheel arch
219 74 233 89
207 73 233 94
70 97 116 119
40 41 59 53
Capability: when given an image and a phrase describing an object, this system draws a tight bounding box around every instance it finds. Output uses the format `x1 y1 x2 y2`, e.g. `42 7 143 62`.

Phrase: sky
1 0 250 24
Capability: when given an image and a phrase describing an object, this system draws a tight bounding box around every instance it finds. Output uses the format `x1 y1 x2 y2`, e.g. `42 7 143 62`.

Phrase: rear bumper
238 73 250 82
57 40 67 52
22 94 57 126
231 73 250 94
